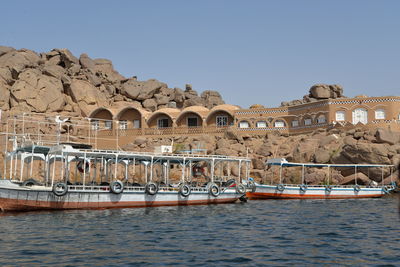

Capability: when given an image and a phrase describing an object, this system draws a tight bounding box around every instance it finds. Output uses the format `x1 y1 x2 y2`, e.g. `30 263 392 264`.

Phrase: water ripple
0 196 399 266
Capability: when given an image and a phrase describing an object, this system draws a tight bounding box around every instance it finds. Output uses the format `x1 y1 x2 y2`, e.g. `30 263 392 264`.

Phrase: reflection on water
0 196 399 266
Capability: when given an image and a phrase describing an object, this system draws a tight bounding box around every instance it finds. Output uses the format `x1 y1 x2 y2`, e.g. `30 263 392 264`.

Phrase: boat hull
247 184 391 200
0 181 243 212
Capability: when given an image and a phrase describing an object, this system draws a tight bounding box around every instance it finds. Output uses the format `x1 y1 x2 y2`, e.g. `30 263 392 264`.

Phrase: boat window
375 109 385 120
158 118 170 128
216 116 228 127
239 121 250 128
256 121 267 128
274 120 285 128
104 120 113 129
304 118 312 126
187 117 198 127
335 111 345 121
317 115 326 124
291 120 299 127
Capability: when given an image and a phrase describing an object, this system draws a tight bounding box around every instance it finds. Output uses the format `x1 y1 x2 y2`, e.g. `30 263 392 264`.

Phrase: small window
187 117 198 127
91 120 99 130
291 120 299 127
375 109 385 120
119 120 127 130
239 121 250 128
158 118 169 128
133 120 140 129
274 120 285 128
256 121 267 128
304 118 312 126
105 121 113 129
336 111 346 121
216 116 228 127
317 116 326 124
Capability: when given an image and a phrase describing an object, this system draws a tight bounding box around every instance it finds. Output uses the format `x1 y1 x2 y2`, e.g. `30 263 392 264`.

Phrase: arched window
274 120 285 128
335 111 346 121
317 115 326 124
375 109 386 120
256 121 267 128
304 118 312 126
291 120 299 127
239 121 250 128
352 108 368 124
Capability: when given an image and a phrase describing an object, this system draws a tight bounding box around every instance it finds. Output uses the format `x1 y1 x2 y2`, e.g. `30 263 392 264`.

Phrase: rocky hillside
0 46 224 116
124 127 400 185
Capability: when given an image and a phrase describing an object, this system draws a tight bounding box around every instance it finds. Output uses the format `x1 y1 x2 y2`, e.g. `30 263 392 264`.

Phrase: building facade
88 95 400 137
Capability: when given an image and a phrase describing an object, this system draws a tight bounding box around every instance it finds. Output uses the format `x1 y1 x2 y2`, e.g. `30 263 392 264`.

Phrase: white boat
0 144 250 212
246 158 397 199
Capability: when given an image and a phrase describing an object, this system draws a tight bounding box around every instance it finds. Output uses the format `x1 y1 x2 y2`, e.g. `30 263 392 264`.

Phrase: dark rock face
0 46 227 114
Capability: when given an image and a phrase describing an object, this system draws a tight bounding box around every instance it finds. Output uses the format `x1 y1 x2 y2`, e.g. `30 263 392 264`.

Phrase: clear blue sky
1 0 399 108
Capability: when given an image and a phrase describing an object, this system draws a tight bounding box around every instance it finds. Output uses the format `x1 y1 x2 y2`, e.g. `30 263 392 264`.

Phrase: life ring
276 184 285 191
110 180 124 194
145 182 158 195
209 183 220 197
236 183 246 194
300 184 308 192
53 182 68 196
354 185 361 192
179 184 191 197
325 185 332 193
77 159 90 173
247 180 256 193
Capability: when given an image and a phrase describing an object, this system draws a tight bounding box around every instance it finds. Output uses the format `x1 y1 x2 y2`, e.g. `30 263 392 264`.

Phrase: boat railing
262 183 394 188
66 185 225 193
59 147 250 161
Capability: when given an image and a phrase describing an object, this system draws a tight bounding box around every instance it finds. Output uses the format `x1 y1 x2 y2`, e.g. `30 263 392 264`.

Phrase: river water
0 195 399 266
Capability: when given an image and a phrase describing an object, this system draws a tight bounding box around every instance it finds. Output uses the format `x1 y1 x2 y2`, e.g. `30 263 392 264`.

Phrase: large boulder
375 128 400 145
142 98 157 111
122 79 166 101
309 84 344 99
0 49 40 74
42 65 65 79
68 79 107 115
201 90 224 108
79 53 95 70
93 58 125 83
313 148 331 163
0 46 15 57
183 96 205 108
340 172 371 185
10 69 65 112
55 48 79 68
0 85 10 110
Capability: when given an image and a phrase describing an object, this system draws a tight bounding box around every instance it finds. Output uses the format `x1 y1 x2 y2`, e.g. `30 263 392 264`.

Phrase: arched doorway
116 107 142 129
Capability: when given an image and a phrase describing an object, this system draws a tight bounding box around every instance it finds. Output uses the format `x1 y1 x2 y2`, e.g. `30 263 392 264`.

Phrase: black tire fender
110 180 124 194
53 182 68 197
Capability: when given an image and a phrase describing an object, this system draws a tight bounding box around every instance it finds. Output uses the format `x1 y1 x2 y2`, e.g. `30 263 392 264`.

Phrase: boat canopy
266 158 394 168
